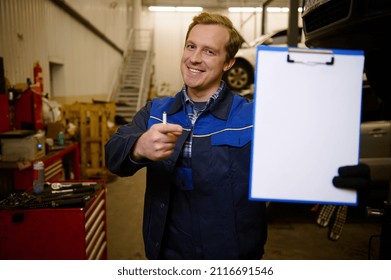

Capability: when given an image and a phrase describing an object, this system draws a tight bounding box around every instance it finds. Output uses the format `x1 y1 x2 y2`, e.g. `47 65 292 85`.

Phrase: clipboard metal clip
287 48 335 66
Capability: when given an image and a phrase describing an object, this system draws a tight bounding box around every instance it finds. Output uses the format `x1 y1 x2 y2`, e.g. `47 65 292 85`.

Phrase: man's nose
190 50 202 63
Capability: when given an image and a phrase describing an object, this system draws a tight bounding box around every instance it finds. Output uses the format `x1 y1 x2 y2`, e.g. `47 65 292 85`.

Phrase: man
105 12 367 260
105 12 267 259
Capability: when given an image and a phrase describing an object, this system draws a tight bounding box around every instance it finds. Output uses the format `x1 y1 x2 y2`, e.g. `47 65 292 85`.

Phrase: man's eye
205 49 215 56
186 44 195 49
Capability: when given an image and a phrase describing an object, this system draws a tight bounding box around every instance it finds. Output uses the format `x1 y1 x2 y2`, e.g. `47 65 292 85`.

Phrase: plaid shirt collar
182 82 224 109
167 80 232 121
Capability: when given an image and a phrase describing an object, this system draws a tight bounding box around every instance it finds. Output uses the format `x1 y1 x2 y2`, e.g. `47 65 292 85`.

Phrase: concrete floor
105 170 383 260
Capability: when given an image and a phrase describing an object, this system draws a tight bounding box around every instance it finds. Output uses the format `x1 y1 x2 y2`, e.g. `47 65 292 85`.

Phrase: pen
162 111 167 124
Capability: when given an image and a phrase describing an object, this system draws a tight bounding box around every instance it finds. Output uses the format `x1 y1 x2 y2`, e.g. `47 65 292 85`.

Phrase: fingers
153 124 182 159
159 123 183 136
332 176 370 190
338 163 370 178
332 163 371 190
132 123 183 161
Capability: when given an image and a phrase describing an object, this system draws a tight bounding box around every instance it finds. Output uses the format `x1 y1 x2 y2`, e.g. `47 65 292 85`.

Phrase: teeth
189 68 201 73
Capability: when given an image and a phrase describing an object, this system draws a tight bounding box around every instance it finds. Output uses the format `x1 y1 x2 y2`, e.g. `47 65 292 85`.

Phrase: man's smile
188 66 204 73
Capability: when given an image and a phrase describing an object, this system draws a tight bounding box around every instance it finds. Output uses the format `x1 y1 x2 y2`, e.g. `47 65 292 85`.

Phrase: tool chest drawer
0 183 107 260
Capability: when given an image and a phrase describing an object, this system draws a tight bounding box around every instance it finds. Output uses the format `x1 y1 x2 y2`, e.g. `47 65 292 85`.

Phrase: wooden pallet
62 102 116 179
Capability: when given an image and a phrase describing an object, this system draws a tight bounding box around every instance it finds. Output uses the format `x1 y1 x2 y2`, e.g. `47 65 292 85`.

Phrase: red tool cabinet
0 184 108 260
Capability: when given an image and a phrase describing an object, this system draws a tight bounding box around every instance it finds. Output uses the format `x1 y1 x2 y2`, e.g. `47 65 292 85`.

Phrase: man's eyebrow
185 39 220 53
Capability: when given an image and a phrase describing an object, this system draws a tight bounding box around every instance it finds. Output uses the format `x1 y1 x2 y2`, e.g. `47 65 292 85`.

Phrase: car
301 0 391 197
223 27 303 91
301 0 391 51
359 120 391 196
301 0 391 120
360 122 391 157
301 0 391 259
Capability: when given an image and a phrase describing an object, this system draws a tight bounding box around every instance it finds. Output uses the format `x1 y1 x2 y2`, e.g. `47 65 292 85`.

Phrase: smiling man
181 23 234 100
105 12 268 260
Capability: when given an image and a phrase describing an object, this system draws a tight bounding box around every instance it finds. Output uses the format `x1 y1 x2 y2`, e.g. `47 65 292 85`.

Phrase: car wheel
223 60 253 91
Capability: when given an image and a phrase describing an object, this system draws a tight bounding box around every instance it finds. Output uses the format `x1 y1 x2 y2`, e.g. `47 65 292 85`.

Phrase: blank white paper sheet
249 46 365 205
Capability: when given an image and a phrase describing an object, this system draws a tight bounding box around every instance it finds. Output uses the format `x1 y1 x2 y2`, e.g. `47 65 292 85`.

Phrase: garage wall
0 0 129 104
0 0 302 103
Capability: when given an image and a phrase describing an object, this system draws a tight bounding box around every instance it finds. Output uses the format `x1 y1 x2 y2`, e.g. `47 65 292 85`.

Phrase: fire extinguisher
34 61 43 93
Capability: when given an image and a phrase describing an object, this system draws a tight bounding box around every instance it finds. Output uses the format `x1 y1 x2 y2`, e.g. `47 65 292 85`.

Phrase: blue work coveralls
105 84 267 259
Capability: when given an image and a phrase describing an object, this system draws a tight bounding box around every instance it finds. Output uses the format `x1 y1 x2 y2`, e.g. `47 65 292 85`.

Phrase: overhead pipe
50 0 124 55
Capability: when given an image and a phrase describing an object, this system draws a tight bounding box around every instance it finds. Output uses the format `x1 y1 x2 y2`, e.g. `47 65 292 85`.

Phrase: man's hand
131 123 183 161
332 163 371 190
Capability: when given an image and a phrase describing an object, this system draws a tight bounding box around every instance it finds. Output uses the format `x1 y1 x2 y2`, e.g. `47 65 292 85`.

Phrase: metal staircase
115 50 146 121
108 29 153 123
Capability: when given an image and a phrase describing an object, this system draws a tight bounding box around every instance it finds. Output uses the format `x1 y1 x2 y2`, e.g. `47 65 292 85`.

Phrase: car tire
223 60 253 91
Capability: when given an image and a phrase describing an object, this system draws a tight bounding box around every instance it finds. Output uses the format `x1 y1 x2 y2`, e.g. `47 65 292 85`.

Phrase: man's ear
224 58 236 72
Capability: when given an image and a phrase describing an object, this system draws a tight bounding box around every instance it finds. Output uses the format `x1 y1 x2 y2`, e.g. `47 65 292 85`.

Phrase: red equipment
0 94 10 133
33 62 43 94
14 88 44 131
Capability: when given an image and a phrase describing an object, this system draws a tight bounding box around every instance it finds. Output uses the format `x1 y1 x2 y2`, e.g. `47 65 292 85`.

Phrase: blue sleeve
104 101 152 176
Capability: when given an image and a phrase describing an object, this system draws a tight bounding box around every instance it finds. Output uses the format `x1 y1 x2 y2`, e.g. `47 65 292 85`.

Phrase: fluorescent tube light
228 7 303 13
176 7 203 12
266 7 281 12
228 7 263 13
148 6 203 12
149 6 175 12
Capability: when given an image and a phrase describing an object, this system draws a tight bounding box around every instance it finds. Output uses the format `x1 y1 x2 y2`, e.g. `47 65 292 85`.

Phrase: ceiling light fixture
228 7 263 13
148 6 203 12
267 7 288 13
228 7 303 13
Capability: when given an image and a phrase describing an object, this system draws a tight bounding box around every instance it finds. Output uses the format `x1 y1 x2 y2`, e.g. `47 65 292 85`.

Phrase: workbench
0 142 80 198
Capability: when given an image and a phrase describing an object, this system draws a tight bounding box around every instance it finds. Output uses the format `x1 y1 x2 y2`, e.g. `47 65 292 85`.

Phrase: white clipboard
249 46 365 205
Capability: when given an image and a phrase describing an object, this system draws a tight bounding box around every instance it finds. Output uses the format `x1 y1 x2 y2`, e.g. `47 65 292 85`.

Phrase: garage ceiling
142 0 303 9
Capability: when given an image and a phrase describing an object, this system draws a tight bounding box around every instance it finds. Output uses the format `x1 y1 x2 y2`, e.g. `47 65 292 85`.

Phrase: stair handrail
107 28 135 102
136 29 154 111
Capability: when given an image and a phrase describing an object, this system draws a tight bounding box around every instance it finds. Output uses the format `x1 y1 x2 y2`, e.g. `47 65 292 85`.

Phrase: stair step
118 92 139 96
122 79 139 83
116 108 137 113
117 98 138 103
118 90 139 94
123 75 141 79
116 107 136 113
123 72 141 75
123 74 140 78
119 87 139 92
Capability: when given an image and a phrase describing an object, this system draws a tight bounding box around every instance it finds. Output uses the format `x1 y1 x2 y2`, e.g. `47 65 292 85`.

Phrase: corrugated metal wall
0 0 129 103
